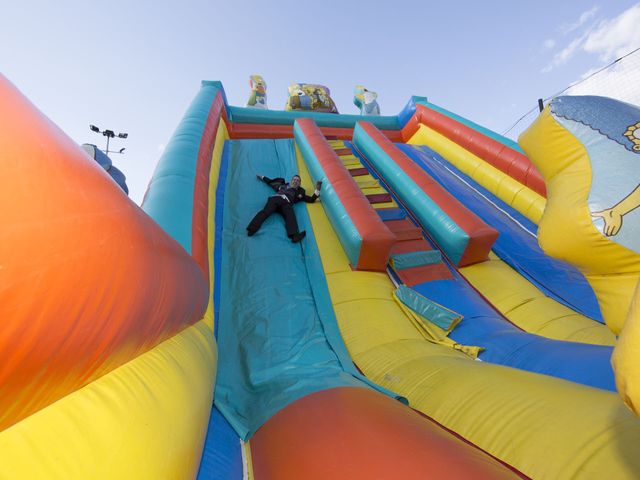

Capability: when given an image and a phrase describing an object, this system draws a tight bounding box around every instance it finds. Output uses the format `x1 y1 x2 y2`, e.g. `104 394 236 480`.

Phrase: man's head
290 175 301 188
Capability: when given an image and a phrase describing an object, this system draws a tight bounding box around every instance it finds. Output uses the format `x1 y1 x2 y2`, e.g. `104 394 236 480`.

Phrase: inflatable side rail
353 121 499 267
403 103 547 197
142 80 229 283
294 118 395 271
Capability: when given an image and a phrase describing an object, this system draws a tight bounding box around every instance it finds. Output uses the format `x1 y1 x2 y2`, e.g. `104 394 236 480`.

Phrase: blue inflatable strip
376 208 406 221
294 121 362 267
413 278 615 391
196 406 243 480
391 250 441 270
398 144 537 234
353 122 469 265
416 100 526 154
228 105 401 130
142 82 221 252
213 142 231 340
399 143 604 323
214 138 402 440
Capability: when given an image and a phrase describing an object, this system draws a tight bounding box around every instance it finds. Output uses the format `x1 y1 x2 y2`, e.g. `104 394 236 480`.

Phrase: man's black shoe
247 228 256 237
291 231 306 243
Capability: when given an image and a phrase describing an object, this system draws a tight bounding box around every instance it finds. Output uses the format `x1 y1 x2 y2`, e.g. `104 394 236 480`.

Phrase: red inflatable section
402 104 547 197
296 119 395 271
359 122 498 267
0 74 208 431
251 387 523 480
191 91 230 284
230 122 403 142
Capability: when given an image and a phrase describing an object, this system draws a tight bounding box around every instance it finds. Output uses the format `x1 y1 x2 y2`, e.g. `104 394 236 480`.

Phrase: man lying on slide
247 174 322 243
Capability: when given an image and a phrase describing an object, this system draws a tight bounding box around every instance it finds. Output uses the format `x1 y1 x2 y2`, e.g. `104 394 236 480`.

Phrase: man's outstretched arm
304 181 322 203
256 175 284 191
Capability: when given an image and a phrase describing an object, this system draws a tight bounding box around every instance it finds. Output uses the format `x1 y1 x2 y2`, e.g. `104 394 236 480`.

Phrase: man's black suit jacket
261 176 318 204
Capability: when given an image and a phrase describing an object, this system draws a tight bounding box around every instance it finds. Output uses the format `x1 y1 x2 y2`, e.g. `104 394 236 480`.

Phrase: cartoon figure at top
246 75 268 109
353 85 380 115
285 83 338 113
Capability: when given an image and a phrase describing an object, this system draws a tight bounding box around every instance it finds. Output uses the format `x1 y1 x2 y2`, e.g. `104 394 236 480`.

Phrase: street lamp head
118 133 128 139
102 129 115 138
119 148 126 154
89 124 100 132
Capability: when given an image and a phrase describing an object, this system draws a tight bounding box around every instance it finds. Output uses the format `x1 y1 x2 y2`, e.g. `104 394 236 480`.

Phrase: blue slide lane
197 143 243 477
348 142 614 391
197 407 244 480
413 278 614 391
213 138 400 440
398 143 603 323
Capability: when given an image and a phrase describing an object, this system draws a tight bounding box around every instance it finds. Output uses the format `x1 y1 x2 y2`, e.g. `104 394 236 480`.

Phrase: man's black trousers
247 196 299 237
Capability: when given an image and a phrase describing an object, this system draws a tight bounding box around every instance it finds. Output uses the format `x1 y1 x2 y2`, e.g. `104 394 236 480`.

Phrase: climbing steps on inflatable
329 139 397 210
327 140 451 285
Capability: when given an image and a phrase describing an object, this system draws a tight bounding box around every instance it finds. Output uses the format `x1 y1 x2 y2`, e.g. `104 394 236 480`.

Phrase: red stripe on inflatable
191 92 228 285
296 119 395 271
359 122 498 267
405 105 546 197
230 122 403 142
251 387 521 480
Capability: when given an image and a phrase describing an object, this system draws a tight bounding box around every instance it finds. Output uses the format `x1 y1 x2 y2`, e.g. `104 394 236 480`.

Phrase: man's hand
315 180 322 191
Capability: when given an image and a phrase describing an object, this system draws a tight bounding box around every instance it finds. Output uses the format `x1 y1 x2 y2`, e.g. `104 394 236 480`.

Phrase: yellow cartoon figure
246 75 267 109
592 184 640 236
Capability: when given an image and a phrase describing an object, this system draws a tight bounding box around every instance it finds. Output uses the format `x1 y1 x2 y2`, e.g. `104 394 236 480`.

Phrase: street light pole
89 125 128 155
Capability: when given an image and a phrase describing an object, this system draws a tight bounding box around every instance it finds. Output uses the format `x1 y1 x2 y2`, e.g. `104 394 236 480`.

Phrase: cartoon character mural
353 85 380 115
285 83 338 113
246 75 268 109
591 121 640 237
519 95 640 415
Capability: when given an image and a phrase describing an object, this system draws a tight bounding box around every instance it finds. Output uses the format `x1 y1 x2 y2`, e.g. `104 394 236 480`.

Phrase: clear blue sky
2 1 639 203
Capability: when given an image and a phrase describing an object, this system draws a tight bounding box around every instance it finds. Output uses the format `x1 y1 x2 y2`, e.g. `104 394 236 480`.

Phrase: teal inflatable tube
142 81 225 251
229 105 401 130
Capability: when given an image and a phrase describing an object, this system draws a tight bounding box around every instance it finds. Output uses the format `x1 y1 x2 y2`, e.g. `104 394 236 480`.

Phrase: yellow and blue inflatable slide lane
398 143 614 345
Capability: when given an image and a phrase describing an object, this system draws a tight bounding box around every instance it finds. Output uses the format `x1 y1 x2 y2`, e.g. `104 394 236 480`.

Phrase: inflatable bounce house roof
1 74 640 479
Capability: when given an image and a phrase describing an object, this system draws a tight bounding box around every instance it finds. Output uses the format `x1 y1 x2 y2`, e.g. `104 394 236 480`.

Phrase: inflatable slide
1 75 640 479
